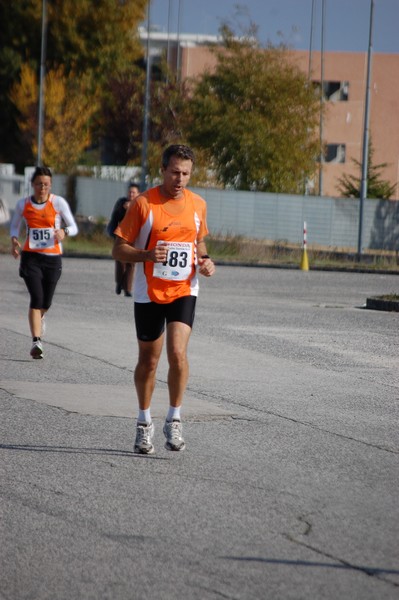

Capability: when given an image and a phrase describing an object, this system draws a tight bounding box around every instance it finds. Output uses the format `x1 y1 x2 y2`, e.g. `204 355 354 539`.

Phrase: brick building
140 30 399 198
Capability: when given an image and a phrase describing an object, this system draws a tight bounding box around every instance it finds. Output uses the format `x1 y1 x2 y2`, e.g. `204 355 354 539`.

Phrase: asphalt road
1 255 398 600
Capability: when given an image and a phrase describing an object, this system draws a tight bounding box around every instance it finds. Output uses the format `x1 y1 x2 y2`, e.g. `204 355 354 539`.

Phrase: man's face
161 156 193 198
128 186 140 202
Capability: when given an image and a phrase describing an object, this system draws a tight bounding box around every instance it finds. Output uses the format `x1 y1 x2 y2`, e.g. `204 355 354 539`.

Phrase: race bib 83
152 241 193 281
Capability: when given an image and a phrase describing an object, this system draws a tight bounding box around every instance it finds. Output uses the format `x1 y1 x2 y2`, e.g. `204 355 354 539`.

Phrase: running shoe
134 422 155 454
163 419 185 451
41 315 46 337
30 340 43 359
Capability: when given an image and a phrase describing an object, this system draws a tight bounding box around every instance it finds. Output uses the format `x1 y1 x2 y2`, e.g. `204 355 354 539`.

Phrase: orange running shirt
22 195 62 255
115 187 209 304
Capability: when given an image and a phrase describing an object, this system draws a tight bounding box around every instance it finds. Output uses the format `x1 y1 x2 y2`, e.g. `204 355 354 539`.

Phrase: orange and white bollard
300 221 309 271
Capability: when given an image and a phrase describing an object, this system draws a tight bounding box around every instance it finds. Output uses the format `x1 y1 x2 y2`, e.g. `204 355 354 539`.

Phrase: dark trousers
115 261 134 294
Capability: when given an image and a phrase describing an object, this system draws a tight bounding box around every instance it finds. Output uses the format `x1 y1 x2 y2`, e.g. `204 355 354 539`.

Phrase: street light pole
176 0 183 80
140 1 152 192
357 0 374 256
308 0 316 81
318 0 325 196
37 0 47 166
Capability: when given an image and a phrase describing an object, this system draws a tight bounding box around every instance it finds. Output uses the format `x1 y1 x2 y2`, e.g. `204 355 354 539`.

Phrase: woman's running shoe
30 340 44 359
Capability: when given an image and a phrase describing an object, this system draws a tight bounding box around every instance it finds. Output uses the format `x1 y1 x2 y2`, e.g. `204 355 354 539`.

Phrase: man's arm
197 239 216 277
112 236 168 264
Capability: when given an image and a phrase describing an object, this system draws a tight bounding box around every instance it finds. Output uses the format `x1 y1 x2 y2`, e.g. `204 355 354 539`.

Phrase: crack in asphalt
283 534 399 587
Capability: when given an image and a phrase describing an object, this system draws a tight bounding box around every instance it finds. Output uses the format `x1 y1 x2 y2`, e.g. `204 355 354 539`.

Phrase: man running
112 144 215 454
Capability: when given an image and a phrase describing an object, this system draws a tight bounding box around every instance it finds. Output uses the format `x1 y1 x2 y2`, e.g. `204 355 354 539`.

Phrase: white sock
166 406 181 422
138 408 151 424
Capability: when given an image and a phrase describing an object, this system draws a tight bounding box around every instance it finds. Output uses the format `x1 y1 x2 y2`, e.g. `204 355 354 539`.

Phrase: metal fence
1 172 398 251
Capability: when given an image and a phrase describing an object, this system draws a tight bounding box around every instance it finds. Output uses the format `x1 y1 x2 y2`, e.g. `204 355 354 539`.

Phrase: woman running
10 166 78 359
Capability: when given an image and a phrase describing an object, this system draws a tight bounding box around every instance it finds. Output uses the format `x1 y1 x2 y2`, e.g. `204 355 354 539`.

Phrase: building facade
140 30 399 199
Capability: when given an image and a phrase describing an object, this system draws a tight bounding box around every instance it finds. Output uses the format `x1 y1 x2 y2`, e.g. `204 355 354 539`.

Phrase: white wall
2 172 398 251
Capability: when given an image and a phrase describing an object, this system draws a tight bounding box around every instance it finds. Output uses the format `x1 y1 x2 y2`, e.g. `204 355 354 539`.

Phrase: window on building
313 80 349 101
325 144 346 163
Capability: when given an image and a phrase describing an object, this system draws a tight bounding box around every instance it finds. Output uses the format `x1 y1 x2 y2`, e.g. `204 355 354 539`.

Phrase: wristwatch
64 227 69 236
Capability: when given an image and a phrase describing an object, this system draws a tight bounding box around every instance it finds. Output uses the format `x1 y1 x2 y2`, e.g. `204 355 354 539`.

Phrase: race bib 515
28 228 55 249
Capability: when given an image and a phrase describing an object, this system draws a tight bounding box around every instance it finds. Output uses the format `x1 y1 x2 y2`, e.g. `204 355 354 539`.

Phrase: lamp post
357 0 374 257
308 0 316 81
37 0 47 166
140 1 152 192
318 0 325 196
166 0 172 81
176 0 183 80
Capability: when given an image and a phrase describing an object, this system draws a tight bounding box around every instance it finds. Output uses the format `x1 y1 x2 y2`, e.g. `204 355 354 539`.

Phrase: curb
366 297 399 312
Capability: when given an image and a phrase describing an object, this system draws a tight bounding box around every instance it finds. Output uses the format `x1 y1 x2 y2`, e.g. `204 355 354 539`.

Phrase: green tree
98 63 185 170
100 64 218 185
146 71 194 180
99 67 145 166
185 26 320 192
337 140 396 199
0 0 146 168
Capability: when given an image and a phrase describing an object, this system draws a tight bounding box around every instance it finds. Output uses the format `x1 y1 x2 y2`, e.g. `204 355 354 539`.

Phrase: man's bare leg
134 334 164 410
163 321 192 451
133 334 164 454
166 321 192 407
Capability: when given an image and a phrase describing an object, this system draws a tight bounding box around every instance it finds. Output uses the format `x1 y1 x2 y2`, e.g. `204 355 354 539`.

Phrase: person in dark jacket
107 182 140 296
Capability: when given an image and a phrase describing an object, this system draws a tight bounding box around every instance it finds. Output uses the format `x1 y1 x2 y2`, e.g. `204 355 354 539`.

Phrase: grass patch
207 235 399 272
375 294 399 301
63 234 113 256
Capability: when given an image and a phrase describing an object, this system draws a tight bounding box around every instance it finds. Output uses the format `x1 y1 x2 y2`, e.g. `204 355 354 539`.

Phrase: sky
143 0 399 54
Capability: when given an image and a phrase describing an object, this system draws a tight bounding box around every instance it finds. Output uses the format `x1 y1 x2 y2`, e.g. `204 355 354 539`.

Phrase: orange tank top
115 187 209 303
22 196 62 254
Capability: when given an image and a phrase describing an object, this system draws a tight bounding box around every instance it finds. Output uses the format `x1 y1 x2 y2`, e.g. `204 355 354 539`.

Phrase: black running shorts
134 295 197 342
19 251 62 309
